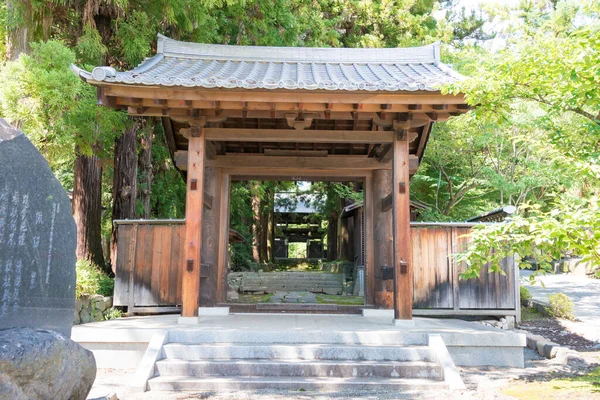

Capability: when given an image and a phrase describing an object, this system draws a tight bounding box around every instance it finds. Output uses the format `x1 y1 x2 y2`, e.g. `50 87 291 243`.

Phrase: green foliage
76 259 114 298
145 122 187 218
457 198 600 279
444 1 600 165
75 24 107 65
0 2 7 59
0 40 126 167
547 293 575 320
102 307 123 320
520 286 532 307
114 11 155 67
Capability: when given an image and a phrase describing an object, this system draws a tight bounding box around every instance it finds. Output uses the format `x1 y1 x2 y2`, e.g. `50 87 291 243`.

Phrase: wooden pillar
181 118 206 318
373 169 394 308
392 127 413 321
200 166 222 307
364 173 375 305
216 173 231 304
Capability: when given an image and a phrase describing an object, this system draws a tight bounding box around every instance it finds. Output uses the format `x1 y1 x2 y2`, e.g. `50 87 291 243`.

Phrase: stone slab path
521 270 600 343
269 291 317 303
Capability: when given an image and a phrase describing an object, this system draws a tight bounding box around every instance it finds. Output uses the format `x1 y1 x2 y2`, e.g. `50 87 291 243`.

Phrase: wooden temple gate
113 220 519 319
74 34 478 322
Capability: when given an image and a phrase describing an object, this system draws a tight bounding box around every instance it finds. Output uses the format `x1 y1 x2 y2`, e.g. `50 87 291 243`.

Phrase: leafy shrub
76 260 114 298
520 286 532 307
103 307 123 321
547 293 575 320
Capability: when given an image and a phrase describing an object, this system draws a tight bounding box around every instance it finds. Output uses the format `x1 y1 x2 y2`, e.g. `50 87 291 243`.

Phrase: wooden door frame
216 169 377 306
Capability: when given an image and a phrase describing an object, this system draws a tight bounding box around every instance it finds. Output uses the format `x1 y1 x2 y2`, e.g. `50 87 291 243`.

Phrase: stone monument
0 118 76 337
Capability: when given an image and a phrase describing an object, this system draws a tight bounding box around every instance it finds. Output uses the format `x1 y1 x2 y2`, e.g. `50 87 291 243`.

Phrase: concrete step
168 330 428 345
155 359 442 379
162 343 437 362
147 375 449 391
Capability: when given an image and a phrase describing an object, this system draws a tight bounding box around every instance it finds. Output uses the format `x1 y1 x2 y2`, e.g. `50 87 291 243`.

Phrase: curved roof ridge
156 34 441 64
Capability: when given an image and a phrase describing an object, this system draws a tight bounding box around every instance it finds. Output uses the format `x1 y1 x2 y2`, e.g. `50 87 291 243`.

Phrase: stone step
155 359 442 379
168 330 429 345
147 375 449 391
162 343 437 362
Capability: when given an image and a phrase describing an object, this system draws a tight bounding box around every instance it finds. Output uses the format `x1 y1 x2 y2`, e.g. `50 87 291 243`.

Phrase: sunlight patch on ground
500 367 600 400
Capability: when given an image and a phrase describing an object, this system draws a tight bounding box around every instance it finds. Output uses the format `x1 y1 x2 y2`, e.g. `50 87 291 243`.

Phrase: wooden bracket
190 179 198 190
399 182 406 194
399 261 408 275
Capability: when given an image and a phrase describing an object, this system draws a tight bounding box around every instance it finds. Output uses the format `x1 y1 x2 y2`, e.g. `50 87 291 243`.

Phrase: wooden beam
377 144 392 163
381 193 392 212
206 155 392 170
176 151 419 173
204 128 394 144
230 174 366 182
392 130 413 321
263 149 328 157
100 84 467 105
181 123 206 318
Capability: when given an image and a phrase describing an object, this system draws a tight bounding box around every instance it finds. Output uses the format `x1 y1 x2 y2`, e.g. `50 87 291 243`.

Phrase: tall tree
109 119 139 270
137 120 154 219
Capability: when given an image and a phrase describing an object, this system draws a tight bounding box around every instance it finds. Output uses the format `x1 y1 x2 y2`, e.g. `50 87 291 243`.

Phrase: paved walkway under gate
521 270 600 342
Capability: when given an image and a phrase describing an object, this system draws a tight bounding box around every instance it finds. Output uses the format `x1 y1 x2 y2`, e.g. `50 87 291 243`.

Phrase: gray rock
537 340 560 358
94 299 107 313
555 347 589 368
0 119 77 338
103 297 113 309
0 328 96 400
74 298 84 313
80 308 93 324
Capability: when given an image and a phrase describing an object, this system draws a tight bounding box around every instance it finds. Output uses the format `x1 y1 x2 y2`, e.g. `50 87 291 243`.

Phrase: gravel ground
87 348 600 400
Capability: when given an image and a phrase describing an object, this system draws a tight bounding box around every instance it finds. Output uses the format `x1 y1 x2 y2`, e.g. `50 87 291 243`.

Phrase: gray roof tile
72 34 464 92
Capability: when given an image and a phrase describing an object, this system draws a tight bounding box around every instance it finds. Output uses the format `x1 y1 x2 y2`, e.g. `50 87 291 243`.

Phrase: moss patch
316 294 364 305
521 306 550 322
229 293 273 303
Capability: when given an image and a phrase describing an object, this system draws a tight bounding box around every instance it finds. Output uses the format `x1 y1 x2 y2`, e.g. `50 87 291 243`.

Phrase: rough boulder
0 328 96 400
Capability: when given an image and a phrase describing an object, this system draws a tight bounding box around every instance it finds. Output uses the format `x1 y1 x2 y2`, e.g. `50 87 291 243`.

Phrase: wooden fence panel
113 224 135 307
411 227 453 309
412 226 516 312
114 222 184 308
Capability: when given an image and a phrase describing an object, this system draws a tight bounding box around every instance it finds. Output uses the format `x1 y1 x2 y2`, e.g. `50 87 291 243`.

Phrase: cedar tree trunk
109 121 138 271
72 149 107 272
137 120 153 219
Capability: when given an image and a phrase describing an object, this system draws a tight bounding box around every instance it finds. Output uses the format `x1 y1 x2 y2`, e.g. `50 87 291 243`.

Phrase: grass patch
521 306 550 322
316 294 364 305
500 367 600 399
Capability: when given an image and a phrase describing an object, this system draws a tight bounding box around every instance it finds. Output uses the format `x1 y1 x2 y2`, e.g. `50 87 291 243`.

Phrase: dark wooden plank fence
114 221 519 319
114 221 184 312
411 225 518 317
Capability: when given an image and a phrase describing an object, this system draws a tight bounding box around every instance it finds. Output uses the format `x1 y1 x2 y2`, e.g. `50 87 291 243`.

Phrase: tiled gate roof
73 34 464 92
